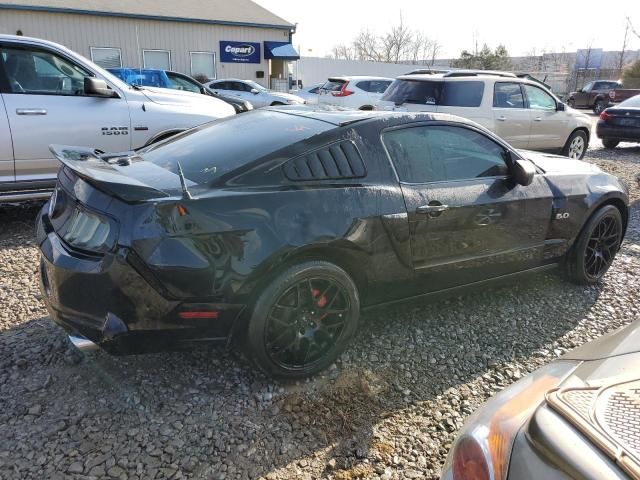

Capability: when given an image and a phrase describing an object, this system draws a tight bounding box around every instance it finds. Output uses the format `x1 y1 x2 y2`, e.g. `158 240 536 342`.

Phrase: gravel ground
1 138 639 480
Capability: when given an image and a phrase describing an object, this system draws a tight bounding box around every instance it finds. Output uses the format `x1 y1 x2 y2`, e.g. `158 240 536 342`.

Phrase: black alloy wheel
245 261 359 379
265 278 350 369
593 99 607 115
567 205 623 284
583 215 621 280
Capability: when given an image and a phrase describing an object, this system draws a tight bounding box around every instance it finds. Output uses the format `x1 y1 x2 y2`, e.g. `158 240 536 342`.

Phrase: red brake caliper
311 288 328 319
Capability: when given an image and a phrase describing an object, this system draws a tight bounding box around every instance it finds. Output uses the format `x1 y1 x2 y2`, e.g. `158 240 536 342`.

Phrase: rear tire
593 99 607 114
602 139 619 149
244 261 360 380
562 130 588 159
566 205 623 285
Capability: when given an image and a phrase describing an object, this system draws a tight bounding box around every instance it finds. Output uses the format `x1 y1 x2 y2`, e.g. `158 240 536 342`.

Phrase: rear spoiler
50 145 172 202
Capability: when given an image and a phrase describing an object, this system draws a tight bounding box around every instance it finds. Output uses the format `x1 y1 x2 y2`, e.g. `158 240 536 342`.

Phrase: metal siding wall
0 10 291 85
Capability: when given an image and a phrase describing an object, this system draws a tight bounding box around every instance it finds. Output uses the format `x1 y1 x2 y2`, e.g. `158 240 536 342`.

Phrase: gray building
0 0 300 88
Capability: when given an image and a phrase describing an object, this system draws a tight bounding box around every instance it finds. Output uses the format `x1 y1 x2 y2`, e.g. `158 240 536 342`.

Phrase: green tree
622 60 640 88
452 44 512 70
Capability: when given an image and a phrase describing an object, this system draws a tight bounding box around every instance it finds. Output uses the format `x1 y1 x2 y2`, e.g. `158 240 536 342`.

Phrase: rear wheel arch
240 244 368 308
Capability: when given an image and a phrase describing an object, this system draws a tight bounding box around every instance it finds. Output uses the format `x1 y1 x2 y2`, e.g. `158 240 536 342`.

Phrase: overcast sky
254 0 640 59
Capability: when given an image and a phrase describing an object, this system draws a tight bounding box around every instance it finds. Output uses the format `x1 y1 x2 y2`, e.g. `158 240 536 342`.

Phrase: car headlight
61 207 116 253
441 360 579 480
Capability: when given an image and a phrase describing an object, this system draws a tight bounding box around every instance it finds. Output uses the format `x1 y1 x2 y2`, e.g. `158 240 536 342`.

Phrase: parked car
608 86 640 106
292 83 323 105
318 76 393 110
378 71 593 159
441 317 640 480
109 68 252 113
37 108 628 379
0 35 235 203
565 80 622 114
597 95 640 149
107 68 171 88
207 79 304 107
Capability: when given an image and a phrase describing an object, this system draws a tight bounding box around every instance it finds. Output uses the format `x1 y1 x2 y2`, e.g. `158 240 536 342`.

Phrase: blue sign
220 41 261 64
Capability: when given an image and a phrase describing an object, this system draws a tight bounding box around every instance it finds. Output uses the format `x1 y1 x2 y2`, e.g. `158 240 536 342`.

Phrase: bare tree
330 44 355 61
628 17 640 41
353 30 382 62
380 16 413 63
618 22 630 72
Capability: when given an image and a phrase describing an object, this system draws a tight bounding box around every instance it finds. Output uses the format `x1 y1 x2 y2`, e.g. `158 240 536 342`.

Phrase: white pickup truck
0 35 235 202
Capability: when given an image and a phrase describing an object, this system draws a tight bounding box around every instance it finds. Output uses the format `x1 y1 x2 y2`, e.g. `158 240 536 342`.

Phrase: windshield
139 110 333 184
245 80 268 92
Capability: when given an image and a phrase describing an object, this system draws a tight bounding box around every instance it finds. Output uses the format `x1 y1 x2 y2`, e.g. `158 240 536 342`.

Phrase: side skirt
363 263 559 311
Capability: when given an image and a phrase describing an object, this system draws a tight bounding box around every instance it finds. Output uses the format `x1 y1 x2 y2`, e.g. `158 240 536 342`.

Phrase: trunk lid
50 145 187 202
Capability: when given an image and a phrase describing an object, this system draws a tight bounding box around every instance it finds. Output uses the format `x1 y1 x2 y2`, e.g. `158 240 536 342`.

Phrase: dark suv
566 80 622 114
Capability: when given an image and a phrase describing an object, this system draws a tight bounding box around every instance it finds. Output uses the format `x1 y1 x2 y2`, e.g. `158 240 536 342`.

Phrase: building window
143 49 171 70
90 47 122 69
190 52 216 81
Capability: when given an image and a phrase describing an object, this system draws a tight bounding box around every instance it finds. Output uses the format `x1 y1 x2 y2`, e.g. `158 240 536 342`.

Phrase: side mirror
84 77 114 97
250 88 259 94
577 88 583 93
556 102 566 111
511 159 536 186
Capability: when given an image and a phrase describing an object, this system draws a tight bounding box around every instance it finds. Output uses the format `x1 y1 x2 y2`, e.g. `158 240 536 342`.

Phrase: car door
0 94 14 183
0 42 131 182
523 84 567 150
383 123 553 292
492 82 532 148
575 82 593 108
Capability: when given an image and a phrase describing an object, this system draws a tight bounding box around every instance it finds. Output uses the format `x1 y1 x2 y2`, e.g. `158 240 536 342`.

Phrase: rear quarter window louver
283 141 366 181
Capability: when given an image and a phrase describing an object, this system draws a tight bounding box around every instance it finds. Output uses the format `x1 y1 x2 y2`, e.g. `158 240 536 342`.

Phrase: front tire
566 205 623 285
602 138 619 149
566 98 575 108
244 261 360 380
562 130 588 159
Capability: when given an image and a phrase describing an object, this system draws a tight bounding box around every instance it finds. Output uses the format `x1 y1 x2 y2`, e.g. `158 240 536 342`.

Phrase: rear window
619 95 640 108
381 80 484 107
382 80 443 105
140 111 333 184
321 79 346 92
441 81 484 107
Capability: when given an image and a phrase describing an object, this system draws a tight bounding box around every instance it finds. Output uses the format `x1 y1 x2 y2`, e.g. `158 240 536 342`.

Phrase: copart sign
220 41 261 64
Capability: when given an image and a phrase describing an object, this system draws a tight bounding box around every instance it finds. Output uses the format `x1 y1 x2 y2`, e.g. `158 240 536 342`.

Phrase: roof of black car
266 106 460 127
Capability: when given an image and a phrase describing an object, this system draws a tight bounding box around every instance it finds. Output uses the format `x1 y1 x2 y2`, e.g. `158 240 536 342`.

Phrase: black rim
264 277 351 370
584 215 621 279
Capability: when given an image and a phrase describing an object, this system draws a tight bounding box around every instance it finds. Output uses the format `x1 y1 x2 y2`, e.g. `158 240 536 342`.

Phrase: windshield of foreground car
139 110 333 184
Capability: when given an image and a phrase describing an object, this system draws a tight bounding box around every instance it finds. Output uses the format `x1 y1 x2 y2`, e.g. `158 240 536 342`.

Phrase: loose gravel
1 138 639 480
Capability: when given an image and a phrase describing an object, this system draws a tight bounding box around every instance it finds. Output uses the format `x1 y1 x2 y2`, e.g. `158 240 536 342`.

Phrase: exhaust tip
68 334 99 352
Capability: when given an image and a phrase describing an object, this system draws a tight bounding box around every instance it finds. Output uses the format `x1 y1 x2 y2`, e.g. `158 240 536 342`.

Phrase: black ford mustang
36 108 629 379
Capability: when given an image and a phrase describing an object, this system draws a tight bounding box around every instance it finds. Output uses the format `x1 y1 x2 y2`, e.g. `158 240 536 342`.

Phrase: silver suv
377 71 593 159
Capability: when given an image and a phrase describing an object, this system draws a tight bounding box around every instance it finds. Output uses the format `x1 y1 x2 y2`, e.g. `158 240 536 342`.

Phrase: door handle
16 108 47 115
497 115 506 122
416 204 449 214
534 117 542 122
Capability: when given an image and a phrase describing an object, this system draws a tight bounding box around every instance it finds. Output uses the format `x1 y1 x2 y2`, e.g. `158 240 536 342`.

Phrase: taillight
331 82 354 97
61 207 115 253
452 437 491 480
600 111 612 122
